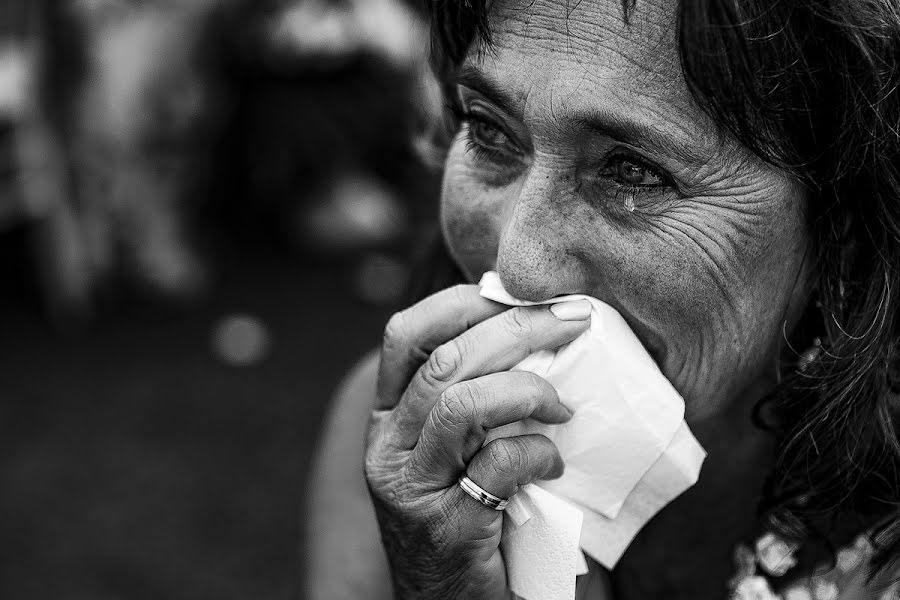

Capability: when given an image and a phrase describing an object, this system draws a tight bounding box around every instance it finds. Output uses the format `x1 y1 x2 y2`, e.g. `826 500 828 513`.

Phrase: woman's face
440 0 812 422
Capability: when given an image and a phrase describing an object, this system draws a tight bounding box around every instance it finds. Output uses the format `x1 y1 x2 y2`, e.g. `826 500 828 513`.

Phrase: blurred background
0 0 442 597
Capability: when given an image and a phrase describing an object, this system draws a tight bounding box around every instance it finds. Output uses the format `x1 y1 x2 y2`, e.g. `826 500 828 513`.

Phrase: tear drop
624 195 635 212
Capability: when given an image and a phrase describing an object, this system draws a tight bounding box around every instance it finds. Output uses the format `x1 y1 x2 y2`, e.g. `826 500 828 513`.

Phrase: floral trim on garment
729 532 900 600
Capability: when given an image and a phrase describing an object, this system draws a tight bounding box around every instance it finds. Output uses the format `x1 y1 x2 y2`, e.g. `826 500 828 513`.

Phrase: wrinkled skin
442 0 811 421
365 0 814 598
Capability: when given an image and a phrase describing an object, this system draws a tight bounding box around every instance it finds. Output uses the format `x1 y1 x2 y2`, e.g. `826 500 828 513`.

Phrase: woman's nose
494 167 586 302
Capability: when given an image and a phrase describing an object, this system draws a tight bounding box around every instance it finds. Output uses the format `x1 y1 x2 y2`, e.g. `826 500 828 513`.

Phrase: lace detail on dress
729 533 900 600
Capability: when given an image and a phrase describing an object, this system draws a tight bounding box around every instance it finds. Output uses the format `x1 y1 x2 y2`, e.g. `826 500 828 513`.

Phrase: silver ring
458 475 510 511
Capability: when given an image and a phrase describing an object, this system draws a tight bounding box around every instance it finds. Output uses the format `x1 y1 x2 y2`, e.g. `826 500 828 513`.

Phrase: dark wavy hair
423 0 900 581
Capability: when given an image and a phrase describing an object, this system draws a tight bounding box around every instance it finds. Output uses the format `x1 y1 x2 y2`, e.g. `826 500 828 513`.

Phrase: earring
797 337 823 372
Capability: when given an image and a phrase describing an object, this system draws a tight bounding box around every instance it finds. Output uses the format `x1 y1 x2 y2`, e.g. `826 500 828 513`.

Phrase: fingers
376 284 507 410
408 371 571 483
388 300 591 448
464 434 565 502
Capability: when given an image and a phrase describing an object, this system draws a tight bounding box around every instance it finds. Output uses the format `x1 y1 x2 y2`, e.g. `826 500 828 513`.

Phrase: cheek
617 197 810 412
440 153 508 279
439 140 811 416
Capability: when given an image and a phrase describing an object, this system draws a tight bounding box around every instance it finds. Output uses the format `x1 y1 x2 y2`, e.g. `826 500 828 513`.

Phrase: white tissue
478 272 706 600
577 421 706 568
502 485 583 600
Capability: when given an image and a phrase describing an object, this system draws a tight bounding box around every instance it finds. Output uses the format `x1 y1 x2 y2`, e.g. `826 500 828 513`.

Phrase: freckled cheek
440 160 509 275
610 226 804 406
611 245 719 339
598 237 745 393
648 259 734 376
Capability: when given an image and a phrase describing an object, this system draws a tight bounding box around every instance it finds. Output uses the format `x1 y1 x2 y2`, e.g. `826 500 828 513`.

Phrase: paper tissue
478 272 707 600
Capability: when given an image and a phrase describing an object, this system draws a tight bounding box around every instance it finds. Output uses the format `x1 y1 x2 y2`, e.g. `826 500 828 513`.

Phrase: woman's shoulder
304 350 392 600
307 350 380 492
324 349 381 436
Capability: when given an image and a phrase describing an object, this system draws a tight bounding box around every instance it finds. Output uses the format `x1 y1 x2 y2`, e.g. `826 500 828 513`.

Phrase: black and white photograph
2 1 900 599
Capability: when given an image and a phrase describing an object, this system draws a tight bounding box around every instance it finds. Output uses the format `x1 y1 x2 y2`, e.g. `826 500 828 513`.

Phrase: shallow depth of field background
0 1 439 597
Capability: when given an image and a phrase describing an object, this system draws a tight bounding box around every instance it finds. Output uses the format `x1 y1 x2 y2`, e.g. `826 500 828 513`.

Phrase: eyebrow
451 64 709 165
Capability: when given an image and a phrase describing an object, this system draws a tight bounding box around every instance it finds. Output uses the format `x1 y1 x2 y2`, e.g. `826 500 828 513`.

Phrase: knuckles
518 371 550 403
432 382 481 433
500 306 535 340
420 340 464 387
382 310 410 354
484 439 527 481
380 284 476 357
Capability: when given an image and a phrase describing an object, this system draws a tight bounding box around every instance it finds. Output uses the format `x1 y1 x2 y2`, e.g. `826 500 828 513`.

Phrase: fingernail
550 300 592 321
544 401 574 424
549 456 566 480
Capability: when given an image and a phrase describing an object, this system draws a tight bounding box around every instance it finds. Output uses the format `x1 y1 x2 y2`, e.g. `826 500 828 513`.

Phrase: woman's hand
364 284 592 599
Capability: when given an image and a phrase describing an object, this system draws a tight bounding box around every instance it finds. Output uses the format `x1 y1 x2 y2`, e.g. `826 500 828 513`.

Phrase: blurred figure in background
0 0 438 321
216 0 441 305
0 2 441 598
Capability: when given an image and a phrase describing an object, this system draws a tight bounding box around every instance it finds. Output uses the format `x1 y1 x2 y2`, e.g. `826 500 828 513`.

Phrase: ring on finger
458 474 510 511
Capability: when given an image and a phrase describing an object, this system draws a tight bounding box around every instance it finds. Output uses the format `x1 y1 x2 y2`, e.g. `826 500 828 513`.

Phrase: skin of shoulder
303 350 393 600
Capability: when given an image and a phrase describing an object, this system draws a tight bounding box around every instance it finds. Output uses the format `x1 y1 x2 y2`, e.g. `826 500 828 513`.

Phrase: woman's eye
589 153 675 215
456 109 524 175
469 117 514 153
608 156 667 187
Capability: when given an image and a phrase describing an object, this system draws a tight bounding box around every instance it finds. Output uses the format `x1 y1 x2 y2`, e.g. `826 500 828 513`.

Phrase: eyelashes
598 153 674 213
448 100 523 166
601 154 670 188
463 121 515 164
449 97 677 213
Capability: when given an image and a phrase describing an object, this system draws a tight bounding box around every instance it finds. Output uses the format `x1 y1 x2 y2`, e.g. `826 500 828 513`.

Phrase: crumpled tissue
478 272 707 600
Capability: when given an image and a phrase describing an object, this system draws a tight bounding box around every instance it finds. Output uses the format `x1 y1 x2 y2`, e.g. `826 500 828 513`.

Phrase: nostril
495 269 573 303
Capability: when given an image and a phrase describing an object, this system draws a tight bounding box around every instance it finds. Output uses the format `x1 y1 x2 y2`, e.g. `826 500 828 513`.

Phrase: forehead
467 0 719 152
